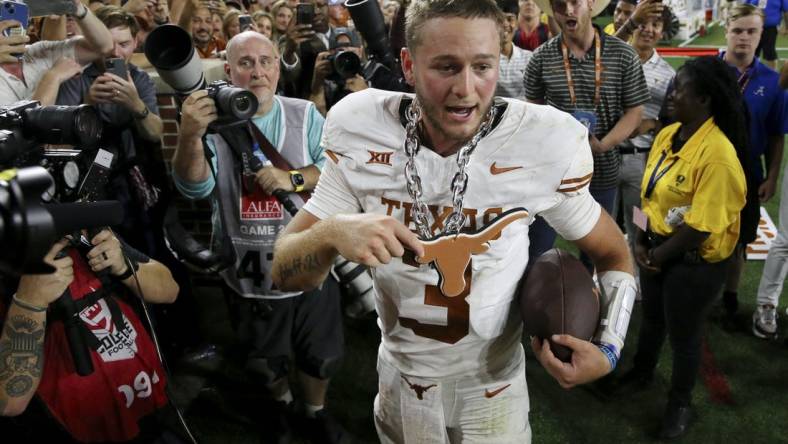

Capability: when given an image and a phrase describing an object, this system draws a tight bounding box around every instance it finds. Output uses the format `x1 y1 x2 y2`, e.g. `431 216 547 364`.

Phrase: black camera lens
24 105 102 149
333 51 361 79
214 86 258 121
233 95 252 114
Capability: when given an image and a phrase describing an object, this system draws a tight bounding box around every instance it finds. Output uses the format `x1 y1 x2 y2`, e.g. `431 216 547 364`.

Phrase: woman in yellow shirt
618 56 748 439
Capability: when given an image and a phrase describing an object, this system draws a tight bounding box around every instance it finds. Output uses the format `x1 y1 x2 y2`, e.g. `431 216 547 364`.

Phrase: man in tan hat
524 0 649 270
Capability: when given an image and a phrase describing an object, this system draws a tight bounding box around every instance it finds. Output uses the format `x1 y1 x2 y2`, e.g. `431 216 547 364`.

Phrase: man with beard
191 6 225 58
272 1 637 442
525 0 648 270
174 32 347 443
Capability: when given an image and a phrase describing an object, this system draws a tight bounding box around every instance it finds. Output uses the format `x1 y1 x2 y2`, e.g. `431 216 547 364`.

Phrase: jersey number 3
398 265 471 344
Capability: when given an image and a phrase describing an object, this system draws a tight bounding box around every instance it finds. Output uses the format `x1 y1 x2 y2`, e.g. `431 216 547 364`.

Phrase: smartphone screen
239 14 253 32
296 3 314 25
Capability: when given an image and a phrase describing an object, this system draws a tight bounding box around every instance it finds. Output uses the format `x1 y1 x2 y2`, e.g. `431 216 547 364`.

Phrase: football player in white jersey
272 0 637 442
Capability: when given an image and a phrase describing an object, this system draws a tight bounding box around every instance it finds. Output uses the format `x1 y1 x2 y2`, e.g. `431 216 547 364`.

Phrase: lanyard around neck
644 149 677 200
561 28 602 107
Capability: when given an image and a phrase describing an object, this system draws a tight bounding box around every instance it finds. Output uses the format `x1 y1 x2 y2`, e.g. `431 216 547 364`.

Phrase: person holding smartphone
55 5 165 258
0 0 113 105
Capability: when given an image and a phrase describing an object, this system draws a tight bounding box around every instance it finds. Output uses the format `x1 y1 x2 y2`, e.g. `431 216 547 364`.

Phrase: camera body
206 80 259 126
0 101 110 205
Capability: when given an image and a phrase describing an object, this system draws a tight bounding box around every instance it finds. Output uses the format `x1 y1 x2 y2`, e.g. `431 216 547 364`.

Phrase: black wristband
115 255 139 280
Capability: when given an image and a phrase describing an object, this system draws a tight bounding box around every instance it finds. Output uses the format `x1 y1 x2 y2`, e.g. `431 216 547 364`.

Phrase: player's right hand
16 239 74 308
327 214 424 268
180 90 217 139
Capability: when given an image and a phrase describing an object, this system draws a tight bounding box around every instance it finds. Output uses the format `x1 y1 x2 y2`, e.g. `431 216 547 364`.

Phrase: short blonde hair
727 3 764 26
405 0 505 51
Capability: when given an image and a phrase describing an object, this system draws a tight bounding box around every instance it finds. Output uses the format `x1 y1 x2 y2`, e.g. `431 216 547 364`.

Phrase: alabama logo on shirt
79 299 138 362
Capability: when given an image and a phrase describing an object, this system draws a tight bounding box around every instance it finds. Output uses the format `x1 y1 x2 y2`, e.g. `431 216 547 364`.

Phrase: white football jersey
304 89 600 378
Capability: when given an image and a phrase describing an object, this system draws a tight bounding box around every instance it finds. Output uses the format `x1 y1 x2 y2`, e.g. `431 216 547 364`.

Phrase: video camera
0 101 124 276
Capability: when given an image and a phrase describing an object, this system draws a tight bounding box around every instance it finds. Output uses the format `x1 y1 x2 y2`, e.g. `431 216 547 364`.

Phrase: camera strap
247 122 311 202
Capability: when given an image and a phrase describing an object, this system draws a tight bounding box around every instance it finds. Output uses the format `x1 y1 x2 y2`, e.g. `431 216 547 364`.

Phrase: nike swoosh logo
490 162 522 175
484 383 511 398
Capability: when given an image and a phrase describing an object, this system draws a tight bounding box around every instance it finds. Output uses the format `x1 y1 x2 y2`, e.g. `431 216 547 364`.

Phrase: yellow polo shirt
603 23 616 35
640 118 747 263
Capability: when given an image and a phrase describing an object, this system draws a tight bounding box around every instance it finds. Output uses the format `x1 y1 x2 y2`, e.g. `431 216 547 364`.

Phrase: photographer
172 31 347 443
57 6 164 255
309 28 367 115
0 0 113 105
0 230 179 442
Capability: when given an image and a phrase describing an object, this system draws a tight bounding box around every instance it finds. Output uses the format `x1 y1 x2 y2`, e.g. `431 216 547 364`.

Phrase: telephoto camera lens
24 105 102 149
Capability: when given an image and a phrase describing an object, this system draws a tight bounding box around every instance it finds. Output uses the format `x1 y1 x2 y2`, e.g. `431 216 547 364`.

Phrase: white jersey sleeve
538 127 601 241
302 154 362 219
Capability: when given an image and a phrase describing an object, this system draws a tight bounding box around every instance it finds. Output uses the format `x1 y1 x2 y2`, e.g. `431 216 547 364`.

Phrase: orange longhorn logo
417 209 529 297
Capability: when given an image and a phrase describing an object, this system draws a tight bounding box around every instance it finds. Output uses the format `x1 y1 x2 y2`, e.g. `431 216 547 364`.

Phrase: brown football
519 248 599 362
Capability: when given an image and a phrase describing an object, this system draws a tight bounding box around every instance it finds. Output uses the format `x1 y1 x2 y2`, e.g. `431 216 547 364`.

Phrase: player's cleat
752 304 778 339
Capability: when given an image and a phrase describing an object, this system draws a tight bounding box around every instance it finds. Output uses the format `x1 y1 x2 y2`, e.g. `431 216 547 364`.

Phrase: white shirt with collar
0 40 77 105
495 45 532 100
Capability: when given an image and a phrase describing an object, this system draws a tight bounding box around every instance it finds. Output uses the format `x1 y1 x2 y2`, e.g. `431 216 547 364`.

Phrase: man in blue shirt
173 31 348 443
721 4 786 330
743 0 788 69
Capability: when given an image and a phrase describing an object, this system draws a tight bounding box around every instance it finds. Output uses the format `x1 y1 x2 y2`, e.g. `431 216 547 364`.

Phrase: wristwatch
133 106 150 120
289 170 305 192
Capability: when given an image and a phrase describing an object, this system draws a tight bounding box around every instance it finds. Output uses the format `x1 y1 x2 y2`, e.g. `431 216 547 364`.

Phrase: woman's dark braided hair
678 56 751 175
679 55 759 243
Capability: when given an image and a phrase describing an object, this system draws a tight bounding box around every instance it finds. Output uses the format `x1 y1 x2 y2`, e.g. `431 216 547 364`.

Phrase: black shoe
305 409 351 444
613 368 654 395
659 403 693 440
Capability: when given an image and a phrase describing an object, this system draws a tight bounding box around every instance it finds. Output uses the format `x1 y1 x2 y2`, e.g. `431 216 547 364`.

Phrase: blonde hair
405 0 505 51
727 3 764 26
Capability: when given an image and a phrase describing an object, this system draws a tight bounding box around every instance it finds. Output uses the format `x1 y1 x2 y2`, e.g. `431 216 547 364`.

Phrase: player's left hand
758 177 777 202
531 334 612 389
256 166 293 194
86 229 129 277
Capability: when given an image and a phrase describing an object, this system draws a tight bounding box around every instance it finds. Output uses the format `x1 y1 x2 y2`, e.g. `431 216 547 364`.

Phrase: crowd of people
0 0 786 443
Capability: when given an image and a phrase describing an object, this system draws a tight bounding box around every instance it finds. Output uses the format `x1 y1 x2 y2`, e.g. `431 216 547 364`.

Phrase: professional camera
0 101 102 165
326 48 362 81
0 101 124 276
207 80 259 126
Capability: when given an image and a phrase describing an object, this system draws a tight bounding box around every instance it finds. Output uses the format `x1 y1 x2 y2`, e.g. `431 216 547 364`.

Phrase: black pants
632 256 729 406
